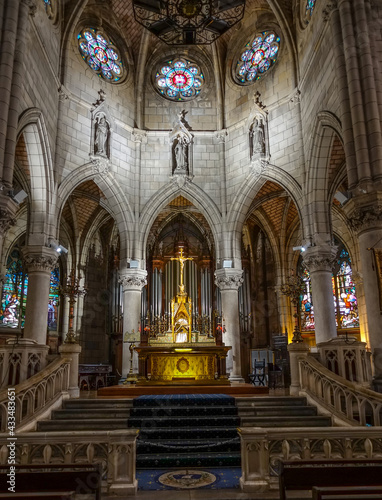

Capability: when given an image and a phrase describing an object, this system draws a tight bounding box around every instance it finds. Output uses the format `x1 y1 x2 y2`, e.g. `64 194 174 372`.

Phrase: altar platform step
136 451 241 468
98 382 267 397
138 426 239 441
137 437 241 455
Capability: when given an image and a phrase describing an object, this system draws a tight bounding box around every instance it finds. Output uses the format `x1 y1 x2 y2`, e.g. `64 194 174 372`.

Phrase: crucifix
171 248 193 295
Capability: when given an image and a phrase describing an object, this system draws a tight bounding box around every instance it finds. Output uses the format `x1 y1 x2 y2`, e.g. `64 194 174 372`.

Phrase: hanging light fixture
133 0 246 45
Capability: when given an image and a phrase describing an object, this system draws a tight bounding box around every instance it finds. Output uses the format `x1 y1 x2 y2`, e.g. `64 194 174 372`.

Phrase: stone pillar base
288 342 310 396
59 343 82 398
109 480 138 496
229 374 245 384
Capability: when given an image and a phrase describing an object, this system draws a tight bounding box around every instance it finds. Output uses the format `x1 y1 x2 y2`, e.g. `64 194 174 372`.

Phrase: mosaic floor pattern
137 467 241 490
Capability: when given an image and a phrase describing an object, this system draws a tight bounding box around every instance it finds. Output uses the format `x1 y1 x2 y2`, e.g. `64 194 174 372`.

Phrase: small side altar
135 249 231 386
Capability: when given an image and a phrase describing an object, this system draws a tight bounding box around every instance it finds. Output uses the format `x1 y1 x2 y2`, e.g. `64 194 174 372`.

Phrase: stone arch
56 162 134 261
139 181 222 266
228 164 304 262
17 108 55 244
305 111 343 244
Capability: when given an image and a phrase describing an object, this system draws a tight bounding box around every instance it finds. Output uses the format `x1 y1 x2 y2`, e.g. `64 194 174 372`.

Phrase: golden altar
135 249 231 385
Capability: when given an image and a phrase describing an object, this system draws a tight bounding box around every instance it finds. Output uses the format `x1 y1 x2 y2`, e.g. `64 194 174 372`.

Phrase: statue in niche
174 135 188 171
94 115 109 156
251 116 266 156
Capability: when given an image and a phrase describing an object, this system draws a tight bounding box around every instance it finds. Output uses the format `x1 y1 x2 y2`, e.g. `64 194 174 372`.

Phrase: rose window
77 28 124 83
235 31 280 85
155 59 204 101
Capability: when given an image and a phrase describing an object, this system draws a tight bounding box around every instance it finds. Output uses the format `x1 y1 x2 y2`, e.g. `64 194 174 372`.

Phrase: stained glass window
155 59 204 101
306 0 316 16
235 31 280 85
77 28 124 83
0 246 60 330
299 240 359 332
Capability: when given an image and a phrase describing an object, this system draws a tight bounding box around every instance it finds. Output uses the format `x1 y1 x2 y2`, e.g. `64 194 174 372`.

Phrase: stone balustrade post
215 268 245 383
288 342 310 396
59 343 82 398
119 268 147 382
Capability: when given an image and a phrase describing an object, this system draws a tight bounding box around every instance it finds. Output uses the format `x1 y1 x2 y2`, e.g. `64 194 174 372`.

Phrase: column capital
0 194 18 236
22 246 58 273
302 245 338 273
214 268 244 290
119 269 147 291
322 1 338 21
344 192 382 234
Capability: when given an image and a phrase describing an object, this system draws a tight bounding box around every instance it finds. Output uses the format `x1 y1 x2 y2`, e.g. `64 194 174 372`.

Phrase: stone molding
349 205 382 233
0 208 16 235
303 245 338 273
214 130 227 144
119 269 148 291
22 246 58 273
132 129 147 144
214 268 244 290
21 0 37 16
90 156 110 176
322 1 338 21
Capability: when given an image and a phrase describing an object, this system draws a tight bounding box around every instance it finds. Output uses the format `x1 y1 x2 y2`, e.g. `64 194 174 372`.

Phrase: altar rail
299 355 382 426
0 430 138 496
0 356 70 432
239 426 382 492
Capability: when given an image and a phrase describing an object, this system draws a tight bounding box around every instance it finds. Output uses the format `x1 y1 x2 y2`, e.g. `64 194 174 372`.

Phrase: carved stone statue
174 136 187 171
252 116 265 155
94 115 109 156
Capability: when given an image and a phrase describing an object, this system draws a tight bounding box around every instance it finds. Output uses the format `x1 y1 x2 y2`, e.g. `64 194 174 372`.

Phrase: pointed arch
305 111 343 242
17 108 56 244
56 163 134 261
139 181 222 264
228 164 304 262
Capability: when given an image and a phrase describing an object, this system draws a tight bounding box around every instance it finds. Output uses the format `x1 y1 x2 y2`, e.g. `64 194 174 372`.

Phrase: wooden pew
312 485 382 500
0 463 101 500
279 459 382 500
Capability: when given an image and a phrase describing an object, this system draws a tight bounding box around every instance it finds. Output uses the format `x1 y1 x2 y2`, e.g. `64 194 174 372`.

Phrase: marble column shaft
303 246 338 344
22 246 57 345
215 268 244 383
119 269 147 378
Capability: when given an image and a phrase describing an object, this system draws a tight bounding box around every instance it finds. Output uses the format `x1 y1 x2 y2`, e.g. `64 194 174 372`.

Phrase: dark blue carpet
137 467 241 490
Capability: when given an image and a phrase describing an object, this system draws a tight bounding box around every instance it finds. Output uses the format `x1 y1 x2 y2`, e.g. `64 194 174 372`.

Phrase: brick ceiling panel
15 135 30 179
328 136 346 185
261 197 287 234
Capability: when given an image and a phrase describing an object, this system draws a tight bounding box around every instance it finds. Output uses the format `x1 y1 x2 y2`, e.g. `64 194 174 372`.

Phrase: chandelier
133 0 246 45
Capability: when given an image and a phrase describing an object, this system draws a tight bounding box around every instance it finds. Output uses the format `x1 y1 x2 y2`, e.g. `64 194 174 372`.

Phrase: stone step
235 396 307 407
240 415 332 427
128 415 240 428
238 405 317 417
132 394 236 407
52 409 131 419
130 405 238 417
136 451 241 468
63 399 133 409
138 426 239 440
37 418 129 431
137 437 241 454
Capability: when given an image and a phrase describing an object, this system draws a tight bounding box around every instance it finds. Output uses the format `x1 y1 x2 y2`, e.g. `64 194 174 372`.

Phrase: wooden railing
299 356 382 426
0 430 138 496
239 426 382 492
0 356 70 432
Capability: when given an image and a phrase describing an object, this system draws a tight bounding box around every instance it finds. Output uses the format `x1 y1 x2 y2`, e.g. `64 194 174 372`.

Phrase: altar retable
135 249 231 385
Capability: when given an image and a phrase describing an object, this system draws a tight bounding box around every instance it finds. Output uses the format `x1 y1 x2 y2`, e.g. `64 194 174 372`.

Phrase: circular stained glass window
306 0 316 16
235 31 281 85
155 59 204 101
77 28 124 83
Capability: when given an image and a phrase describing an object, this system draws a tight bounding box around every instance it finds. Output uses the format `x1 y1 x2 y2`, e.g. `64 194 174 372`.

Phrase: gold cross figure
171 248 193 293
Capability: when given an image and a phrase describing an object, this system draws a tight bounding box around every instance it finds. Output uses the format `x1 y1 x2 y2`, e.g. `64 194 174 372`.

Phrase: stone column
119 268 147 382
22 246 58 345
303 245 338 344
215 268 245 383
346 195 382 382
0 194 17 263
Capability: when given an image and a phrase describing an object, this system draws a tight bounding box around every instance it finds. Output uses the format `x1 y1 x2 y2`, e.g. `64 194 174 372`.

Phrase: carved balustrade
0 429 138 496
239 427 382 492
0 356 70 432
299 356 382 426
